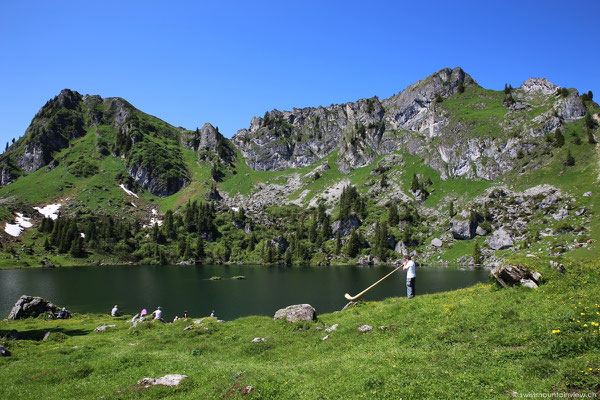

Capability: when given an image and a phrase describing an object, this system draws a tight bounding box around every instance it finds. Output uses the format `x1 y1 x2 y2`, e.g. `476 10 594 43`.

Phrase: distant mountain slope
0 89 233 198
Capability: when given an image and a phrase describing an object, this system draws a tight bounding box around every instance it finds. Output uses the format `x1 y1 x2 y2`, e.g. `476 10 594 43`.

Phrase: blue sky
0 1 598 144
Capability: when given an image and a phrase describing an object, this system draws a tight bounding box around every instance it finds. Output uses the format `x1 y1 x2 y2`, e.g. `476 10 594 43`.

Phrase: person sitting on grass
111 305 120 317
151 306 163 321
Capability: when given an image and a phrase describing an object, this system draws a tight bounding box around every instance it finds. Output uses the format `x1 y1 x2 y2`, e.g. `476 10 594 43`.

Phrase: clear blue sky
1 1 598 144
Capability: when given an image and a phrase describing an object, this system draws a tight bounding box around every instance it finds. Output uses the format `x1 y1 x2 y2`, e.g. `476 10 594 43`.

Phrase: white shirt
111 307 118 317
404 260 416 279
154 309 162 320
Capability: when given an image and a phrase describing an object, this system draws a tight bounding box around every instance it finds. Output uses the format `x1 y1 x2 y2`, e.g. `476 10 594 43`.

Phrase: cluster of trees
410 174 432 197
338 185 367 220
30 179 433 266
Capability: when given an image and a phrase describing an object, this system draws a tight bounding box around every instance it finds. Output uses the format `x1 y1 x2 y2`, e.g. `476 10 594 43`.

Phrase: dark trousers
406 278 415 299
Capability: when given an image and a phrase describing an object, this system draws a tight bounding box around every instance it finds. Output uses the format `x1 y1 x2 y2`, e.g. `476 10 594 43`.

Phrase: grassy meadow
1 259 599 399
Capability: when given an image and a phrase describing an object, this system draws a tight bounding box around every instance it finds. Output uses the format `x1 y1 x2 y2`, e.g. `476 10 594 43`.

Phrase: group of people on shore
110 305 215 322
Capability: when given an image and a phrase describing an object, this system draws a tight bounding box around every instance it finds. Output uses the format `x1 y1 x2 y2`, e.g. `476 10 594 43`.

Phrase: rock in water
7 295 62 320
486 228 514 250
273 304 317 322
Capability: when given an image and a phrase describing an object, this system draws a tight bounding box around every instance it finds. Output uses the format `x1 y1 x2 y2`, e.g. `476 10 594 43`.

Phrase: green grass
218 149 289 197
2 260 599 399
441 86 508 138
0 127 133 212
153 149 213 210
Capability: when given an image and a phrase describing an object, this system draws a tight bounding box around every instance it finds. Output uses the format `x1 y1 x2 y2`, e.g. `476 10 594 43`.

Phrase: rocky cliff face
232 68 477 173
232 68 589 181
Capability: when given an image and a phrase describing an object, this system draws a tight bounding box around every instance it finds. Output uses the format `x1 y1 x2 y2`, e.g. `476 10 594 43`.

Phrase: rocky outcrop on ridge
181 123 236 166
232 67 475 174
232 68 589 182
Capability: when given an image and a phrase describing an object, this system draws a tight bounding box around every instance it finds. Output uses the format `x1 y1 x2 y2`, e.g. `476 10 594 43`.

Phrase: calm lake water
0 265 490 321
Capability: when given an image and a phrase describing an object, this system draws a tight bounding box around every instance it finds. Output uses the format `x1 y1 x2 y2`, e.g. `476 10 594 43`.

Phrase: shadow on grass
0 327 92 341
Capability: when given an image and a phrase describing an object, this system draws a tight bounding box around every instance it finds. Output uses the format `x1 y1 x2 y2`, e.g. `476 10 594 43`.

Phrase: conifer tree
449 201 455 218
346 230 361 257
183 239 193 259
320 214 332 241
334 232 341 255
473 241 482 265
43 237 51 251
388 204 399 226
553 129 565 147
584 113 595 130
69 236 84 257
308 217 318 243
317 203 327 224
86 221 96 242
163 210 174 238
39 218 47 233
411 174 420 192
284 247 293 265
248 232 257 251
195 236 205 260
565 150 575 166
178 238 186 257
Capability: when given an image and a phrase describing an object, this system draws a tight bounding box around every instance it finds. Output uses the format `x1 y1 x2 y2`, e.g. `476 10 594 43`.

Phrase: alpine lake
0 264 490 321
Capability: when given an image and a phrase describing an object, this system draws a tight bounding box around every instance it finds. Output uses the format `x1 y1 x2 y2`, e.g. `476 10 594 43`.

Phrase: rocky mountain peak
55 89 83 110
520 78 558 95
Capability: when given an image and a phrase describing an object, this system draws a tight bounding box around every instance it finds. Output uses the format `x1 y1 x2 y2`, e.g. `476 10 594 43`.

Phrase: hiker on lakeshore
111 305 120 317
210 310 215 318
152 306 163 321
402 255 416 299
182 310 188 318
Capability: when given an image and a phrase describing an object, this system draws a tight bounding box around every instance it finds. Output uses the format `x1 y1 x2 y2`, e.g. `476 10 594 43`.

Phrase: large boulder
491 265 542 288
8 295 62 320
274 304 317 322
486 228 514 250
331 216 361 238
451 219 476 240
395 241 408 255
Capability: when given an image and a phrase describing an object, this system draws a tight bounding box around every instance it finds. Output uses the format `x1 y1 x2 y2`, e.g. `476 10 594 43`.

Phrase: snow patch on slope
34 204 61 220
